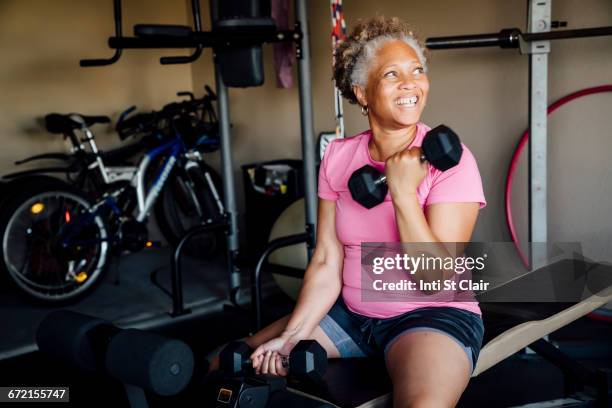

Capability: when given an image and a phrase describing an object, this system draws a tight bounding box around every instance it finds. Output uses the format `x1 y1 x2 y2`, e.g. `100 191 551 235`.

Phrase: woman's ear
353 85 367 107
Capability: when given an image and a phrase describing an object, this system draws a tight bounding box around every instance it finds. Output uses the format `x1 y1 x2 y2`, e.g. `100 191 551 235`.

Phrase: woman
220 16 486 407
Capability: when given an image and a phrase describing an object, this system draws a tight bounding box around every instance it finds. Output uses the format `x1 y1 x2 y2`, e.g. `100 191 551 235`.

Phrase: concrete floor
0 246 276 361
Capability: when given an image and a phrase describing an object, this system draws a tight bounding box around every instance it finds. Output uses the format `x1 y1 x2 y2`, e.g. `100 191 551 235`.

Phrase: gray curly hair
333 16 429 105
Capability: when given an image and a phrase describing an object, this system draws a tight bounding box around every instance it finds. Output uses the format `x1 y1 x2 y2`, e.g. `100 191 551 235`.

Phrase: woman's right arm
280 198 344 344
250 198 344 367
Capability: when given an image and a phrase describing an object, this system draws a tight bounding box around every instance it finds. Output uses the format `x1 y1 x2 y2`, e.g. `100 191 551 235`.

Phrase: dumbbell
348 124 463 209
219 340 327 382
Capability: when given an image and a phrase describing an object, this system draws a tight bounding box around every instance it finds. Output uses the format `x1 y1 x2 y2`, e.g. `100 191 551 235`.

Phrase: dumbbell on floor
219 339 327 382
348 124 463 209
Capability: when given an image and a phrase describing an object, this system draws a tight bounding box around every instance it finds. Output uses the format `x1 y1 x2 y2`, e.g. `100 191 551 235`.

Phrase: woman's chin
392 114 421 128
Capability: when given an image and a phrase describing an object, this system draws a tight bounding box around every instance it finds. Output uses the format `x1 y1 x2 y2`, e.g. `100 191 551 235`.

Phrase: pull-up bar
105 28 301 49
427 25 612 50
80 0 122 66
80 0 303 67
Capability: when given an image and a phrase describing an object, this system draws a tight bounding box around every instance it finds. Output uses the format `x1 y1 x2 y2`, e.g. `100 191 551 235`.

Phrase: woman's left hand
385 147 427 202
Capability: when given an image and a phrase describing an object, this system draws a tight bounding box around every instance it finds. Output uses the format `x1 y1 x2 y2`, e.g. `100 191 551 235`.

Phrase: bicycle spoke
18 243 32 280
4 188 108 299
56 195 66 231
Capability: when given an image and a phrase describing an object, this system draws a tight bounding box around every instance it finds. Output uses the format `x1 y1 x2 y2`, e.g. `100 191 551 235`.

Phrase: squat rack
426 0 612 270
81 0 319 316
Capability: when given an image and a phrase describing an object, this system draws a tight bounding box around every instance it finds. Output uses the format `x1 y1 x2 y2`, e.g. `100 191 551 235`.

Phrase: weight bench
265 259 612 407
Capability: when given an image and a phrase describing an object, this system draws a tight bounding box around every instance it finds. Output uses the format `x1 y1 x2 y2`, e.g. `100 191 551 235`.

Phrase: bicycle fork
183 160 225 221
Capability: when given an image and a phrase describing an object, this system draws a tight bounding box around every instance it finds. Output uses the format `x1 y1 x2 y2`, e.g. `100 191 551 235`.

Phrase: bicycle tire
0 176 74 291
154 162 225 259
0 179 110 304
0 175 67 213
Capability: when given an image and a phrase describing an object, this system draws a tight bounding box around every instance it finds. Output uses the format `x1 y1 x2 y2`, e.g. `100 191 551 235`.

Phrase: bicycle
0 89 226 303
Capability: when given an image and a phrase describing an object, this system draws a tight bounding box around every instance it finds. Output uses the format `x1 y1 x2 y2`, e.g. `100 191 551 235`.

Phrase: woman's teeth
395 96 418 107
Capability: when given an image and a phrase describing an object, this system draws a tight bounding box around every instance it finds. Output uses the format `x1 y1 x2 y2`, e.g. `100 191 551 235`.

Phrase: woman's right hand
250 334 298 376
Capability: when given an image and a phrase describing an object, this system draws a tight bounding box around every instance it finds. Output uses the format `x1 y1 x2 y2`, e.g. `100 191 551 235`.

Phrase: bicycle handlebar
115 86 218 141
117 105 137 124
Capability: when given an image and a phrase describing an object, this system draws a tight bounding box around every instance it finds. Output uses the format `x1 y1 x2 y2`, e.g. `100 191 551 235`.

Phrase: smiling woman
333 16 433 165
317 19 486 407
354 41 429 140
333 17 429 104
232 15 487 408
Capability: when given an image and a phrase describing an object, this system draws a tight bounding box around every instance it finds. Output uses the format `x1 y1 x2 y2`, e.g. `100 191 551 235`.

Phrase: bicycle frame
133 136 185 222
62 132 192 246
21 119 216 251
92 135 193 223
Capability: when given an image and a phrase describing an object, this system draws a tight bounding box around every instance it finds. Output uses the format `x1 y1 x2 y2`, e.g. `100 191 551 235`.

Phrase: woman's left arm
393 197 480 282
386 145 480 244
386 144 485 280
394 198 479 244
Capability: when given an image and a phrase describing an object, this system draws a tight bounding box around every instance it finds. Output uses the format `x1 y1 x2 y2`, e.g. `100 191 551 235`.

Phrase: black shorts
319 297 484 373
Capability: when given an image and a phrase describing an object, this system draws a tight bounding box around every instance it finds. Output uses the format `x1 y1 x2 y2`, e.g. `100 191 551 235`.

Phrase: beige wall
0 0 193 174
191 0 612 263
1 1 611 263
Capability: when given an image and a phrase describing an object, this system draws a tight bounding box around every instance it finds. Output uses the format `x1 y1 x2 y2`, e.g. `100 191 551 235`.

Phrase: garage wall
190 0 612 263
1 1 611 263
0 0 193 174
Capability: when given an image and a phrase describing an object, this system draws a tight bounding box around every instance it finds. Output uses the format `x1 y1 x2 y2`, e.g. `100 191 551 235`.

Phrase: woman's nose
399 75 417 90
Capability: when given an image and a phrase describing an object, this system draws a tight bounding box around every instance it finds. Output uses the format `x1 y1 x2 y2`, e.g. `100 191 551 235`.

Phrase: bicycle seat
45 113 111 134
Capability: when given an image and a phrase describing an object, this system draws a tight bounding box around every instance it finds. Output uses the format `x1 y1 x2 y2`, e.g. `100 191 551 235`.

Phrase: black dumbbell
219 340 327 382
348 124 463 209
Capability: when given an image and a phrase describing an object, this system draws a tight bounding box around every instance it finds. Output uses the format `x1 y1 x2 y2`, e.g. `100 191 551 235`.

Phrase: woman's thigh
385 331 471 408
246 298 372 360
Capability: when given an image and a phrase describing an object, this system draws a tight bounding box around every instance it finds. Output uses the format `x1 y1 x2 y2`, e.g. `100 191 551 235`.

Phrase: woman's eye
413 66 425 75
384 71 398 78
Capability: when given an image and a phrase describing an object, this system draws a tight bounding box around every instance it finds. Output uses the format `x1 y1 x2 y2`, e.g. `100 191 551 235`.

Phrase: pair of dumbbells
211 340 327 407
219 339 327 382
348 124 463 209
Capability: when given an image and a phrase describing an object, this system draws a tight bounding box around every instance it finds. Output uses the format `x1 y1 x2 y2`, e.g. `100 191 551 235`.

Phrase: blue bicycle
0 92 225 303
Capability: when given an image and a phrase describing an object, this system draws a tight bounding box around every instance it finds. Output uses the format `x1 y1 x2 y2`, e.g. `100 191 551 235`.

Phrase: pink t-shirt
318 122 487 318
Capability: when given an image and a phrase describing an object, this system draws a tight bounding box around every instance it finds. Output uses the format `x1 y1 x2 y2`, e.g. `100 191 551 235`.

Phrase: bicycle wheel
0 180 109 304
154 162 225 259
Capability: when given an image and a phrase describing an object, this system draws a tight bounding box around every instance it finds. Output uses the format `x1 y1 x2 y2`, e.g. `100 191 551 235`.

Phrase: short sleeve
318 139 339 201
425 145 486 209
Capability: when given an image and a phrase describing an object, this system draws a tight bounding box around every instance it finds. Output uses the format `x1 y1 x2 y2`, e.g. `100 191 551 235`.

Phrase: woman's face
355 40 429 130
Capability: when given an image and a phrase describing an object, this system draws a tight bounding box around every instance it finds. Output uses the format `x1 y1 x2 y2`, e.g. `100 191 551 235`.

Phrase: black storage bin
242 159 304 260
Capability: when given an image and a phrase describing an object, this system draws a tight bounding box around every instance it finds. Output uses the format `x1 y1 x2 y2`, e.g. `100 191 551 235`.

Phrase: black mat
0 247 278 361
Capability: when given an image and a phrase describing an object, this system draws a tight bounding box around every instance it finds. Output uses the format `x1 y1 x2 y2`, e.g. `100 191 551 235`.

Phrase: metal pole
527 0 550 269
214 63 242 303
170 221 228 317
295 0 317 258
252 233 309 331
